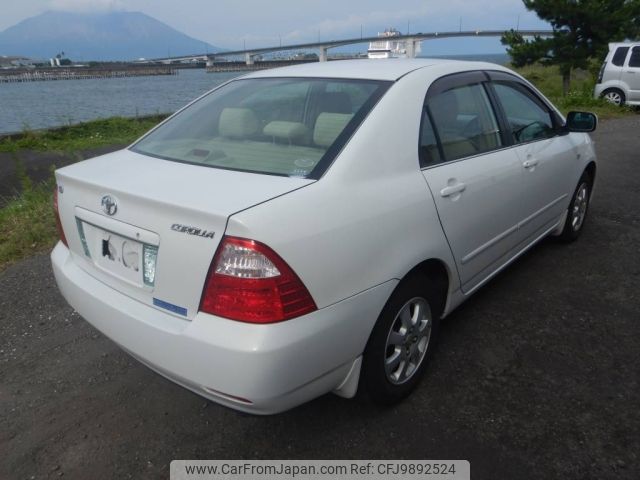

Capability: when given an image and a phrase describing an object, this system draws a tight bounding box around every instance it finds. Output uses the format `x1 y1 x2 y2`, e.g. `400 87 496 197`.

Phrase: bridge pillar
206 56 215 67
405 39 421 58
245 53 255 65
319 47 328 62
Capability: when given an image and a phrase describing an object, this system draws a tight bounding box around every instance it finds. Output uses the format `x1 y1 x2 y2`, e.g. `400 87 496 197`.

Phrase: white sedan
52 59 597 414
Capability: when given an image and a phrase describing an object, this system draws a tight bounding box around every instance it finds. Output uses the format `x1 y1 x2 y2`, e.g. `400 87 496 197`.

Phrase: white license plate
81 222 146 286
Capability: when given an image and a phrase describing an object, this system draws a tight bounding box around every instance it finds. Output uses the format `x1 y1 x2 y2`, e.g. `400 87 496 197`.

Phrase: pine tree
502 0 640 95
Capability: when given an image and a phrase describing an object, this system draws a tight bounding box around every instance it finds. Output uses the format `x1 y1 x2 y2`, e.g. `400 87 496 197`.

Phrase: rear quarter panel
226 65 466 310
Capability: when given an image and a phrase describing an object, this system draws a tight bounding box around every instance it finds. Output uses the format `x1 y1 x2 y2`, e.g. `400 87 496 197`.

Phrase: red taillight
53 186 68 247
199 236 317 323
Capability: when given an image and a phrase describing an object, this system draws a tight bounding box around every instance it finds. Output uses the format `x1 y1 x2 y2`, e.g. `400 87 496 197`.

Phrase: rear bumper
51 243 395 414
593 83 606 98
594 82 631 100
593 83 608 98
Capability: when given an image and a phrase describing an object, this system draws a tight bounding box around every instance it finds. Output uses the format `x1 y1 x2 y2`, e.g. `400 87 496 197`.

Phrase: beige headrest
313 113 353 147
218 108 259 138
263 121 309 143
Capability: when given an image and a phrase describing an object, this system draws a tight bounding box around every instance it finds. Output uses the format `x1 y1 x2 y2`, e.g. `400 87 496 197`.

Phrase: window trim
418 69 566 171
419 70 507 168
612 46 631 67
629 46 640 68
418 104 445 168
485 70 565 133
489 79 562 146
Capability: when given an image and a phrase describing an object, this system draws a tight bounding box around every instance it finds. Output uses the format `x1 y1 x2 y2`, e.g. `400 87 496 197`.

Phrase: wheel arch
601 86 627 104
401 258 452 320
585 160 596 184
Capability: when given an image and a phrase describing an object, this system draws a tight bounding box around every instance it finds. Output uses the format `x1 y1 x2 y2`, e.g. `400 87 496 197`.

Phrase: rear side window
629 47 640 68
612 46 630 66
492 82 555 143
131 78 389 179
419 109 442 167
426 84 502 162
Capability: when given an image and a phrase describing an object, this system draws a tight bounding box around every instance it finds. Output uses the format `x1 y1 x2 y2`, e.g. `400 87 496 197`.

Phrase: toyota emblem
101 195 118 216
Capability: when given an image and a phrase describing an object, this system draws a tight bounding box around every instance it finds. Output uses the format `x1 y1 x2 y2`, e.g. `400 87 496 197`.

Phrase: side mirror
565 111 597 132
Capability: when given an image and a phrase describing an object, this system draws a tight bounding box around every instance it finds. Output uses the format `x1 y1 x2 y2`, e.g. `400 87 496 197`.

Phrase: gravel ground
1 116 639 480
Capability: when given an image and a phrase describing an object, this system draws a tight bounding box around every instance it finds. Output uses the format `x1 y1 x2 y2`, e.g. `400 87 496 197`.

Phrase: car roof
242 58 508 81
609 42 640 49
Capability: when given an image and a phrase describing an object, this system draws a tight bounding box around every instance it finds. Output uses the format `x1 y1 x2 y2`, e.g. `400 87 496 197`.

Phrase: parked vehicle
594 42 640 106
52 59 597 414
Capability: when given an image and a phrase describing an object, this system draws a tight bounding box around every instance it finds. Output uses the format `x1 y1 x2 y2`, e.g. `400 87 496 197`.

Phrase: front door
490 80 579 240
622 46 640 102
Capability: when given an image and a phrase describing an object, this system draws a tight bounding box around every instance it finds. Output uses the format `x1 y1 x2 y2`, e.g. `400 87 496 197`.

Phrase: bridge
140 29 553 66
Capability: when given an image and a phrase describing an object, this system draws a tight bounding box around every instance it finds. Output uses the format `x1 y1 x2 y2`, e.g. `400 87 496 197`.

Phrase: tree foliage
502 0 640 93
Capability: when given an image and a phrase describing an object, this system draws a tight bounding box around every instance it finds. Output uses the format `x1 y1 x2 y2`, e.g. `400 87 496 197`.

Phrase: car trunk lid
55 148 314 320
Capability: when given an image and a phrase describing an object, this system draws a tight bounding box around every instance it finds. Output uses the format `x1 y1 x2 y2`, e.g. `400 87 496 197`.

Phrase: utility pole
516 14 520 31
407 20 410 35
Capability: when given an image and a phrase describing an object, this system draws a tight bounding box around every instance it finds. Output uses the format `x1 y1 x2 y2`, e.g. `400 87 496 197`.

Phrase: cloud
49 0 124 12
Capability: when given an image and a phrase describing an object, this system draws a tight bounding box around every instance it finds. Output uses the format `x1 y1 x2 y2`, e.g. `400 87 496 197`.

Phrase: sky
0 0 549 54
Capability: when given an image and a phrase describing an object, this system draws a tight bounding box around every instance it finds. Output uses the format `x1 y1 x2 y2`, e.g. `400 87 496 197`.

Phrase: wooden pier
0 66 177 83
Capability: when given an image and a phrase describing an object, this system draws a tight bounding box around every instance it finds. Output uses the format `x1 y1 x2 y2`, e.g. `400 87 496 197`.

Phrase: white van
594 42 640 106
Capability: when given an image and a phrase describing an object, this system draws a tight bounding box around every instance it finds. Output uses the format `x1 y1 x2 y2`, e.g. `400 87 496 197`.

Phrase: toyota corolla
51 59 597 414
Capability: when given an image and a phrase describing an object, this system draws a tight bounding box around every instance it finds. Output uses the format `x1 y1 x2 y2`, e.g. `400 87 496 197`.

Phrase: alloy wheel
572 182 589 231
603 91 623 105
384 297 432 385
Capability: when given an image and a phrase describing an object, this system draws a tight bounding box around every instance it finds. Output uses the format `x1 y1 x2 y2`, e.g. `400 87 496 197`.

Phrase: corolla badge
101 195 118 216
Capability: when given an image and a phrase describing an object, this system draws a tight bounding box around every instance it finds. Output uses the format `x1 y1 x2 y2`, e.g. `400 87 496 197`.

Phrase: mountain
0 10 221 61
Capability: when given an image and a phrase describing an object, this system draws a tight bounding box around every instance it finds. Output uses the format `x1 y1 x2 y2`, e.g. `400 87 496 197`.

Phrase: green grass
513 64 634 119
0 178 57 271
0 114 168 153
0 115 169 271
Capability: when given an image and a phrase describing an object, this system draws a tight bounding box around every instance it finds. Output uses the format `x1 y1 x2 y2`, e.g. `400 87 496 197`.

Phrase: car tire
361 274 440 405
558 172 592 242
602 88 626 106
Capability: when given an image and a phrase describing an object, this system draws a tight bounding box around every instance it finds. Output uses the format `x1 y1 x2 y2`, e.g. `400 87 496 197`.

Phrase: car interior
135 80 381 177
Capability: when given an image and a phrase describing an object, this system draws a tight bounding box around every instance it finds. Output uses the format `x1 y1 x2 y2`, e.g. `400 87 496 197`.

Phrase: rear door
420 72 527 292
622 46 640 102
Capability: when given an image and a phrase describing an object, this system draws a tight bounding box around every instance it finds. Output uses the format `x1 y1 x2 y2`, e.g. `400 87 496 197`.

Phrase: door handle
440 183 466 197
523 158 539 169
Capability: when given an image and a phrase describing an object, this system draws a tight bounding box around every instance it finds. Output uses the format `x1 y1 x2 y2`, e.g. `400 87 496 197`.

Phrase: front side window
492 82 555 144
131 78 389 178
426 83 502 162
629 46 640 68
612 46 630 67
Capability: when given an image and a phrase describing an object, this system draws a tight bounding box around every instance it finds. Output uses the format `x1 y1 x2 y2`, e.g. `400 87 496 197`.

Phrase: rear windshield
131 77 390 179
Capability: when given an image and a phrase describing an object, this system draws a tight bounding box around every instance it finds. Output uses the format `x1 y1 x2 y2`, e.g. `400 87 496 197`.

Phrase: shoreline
0 66 177 84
